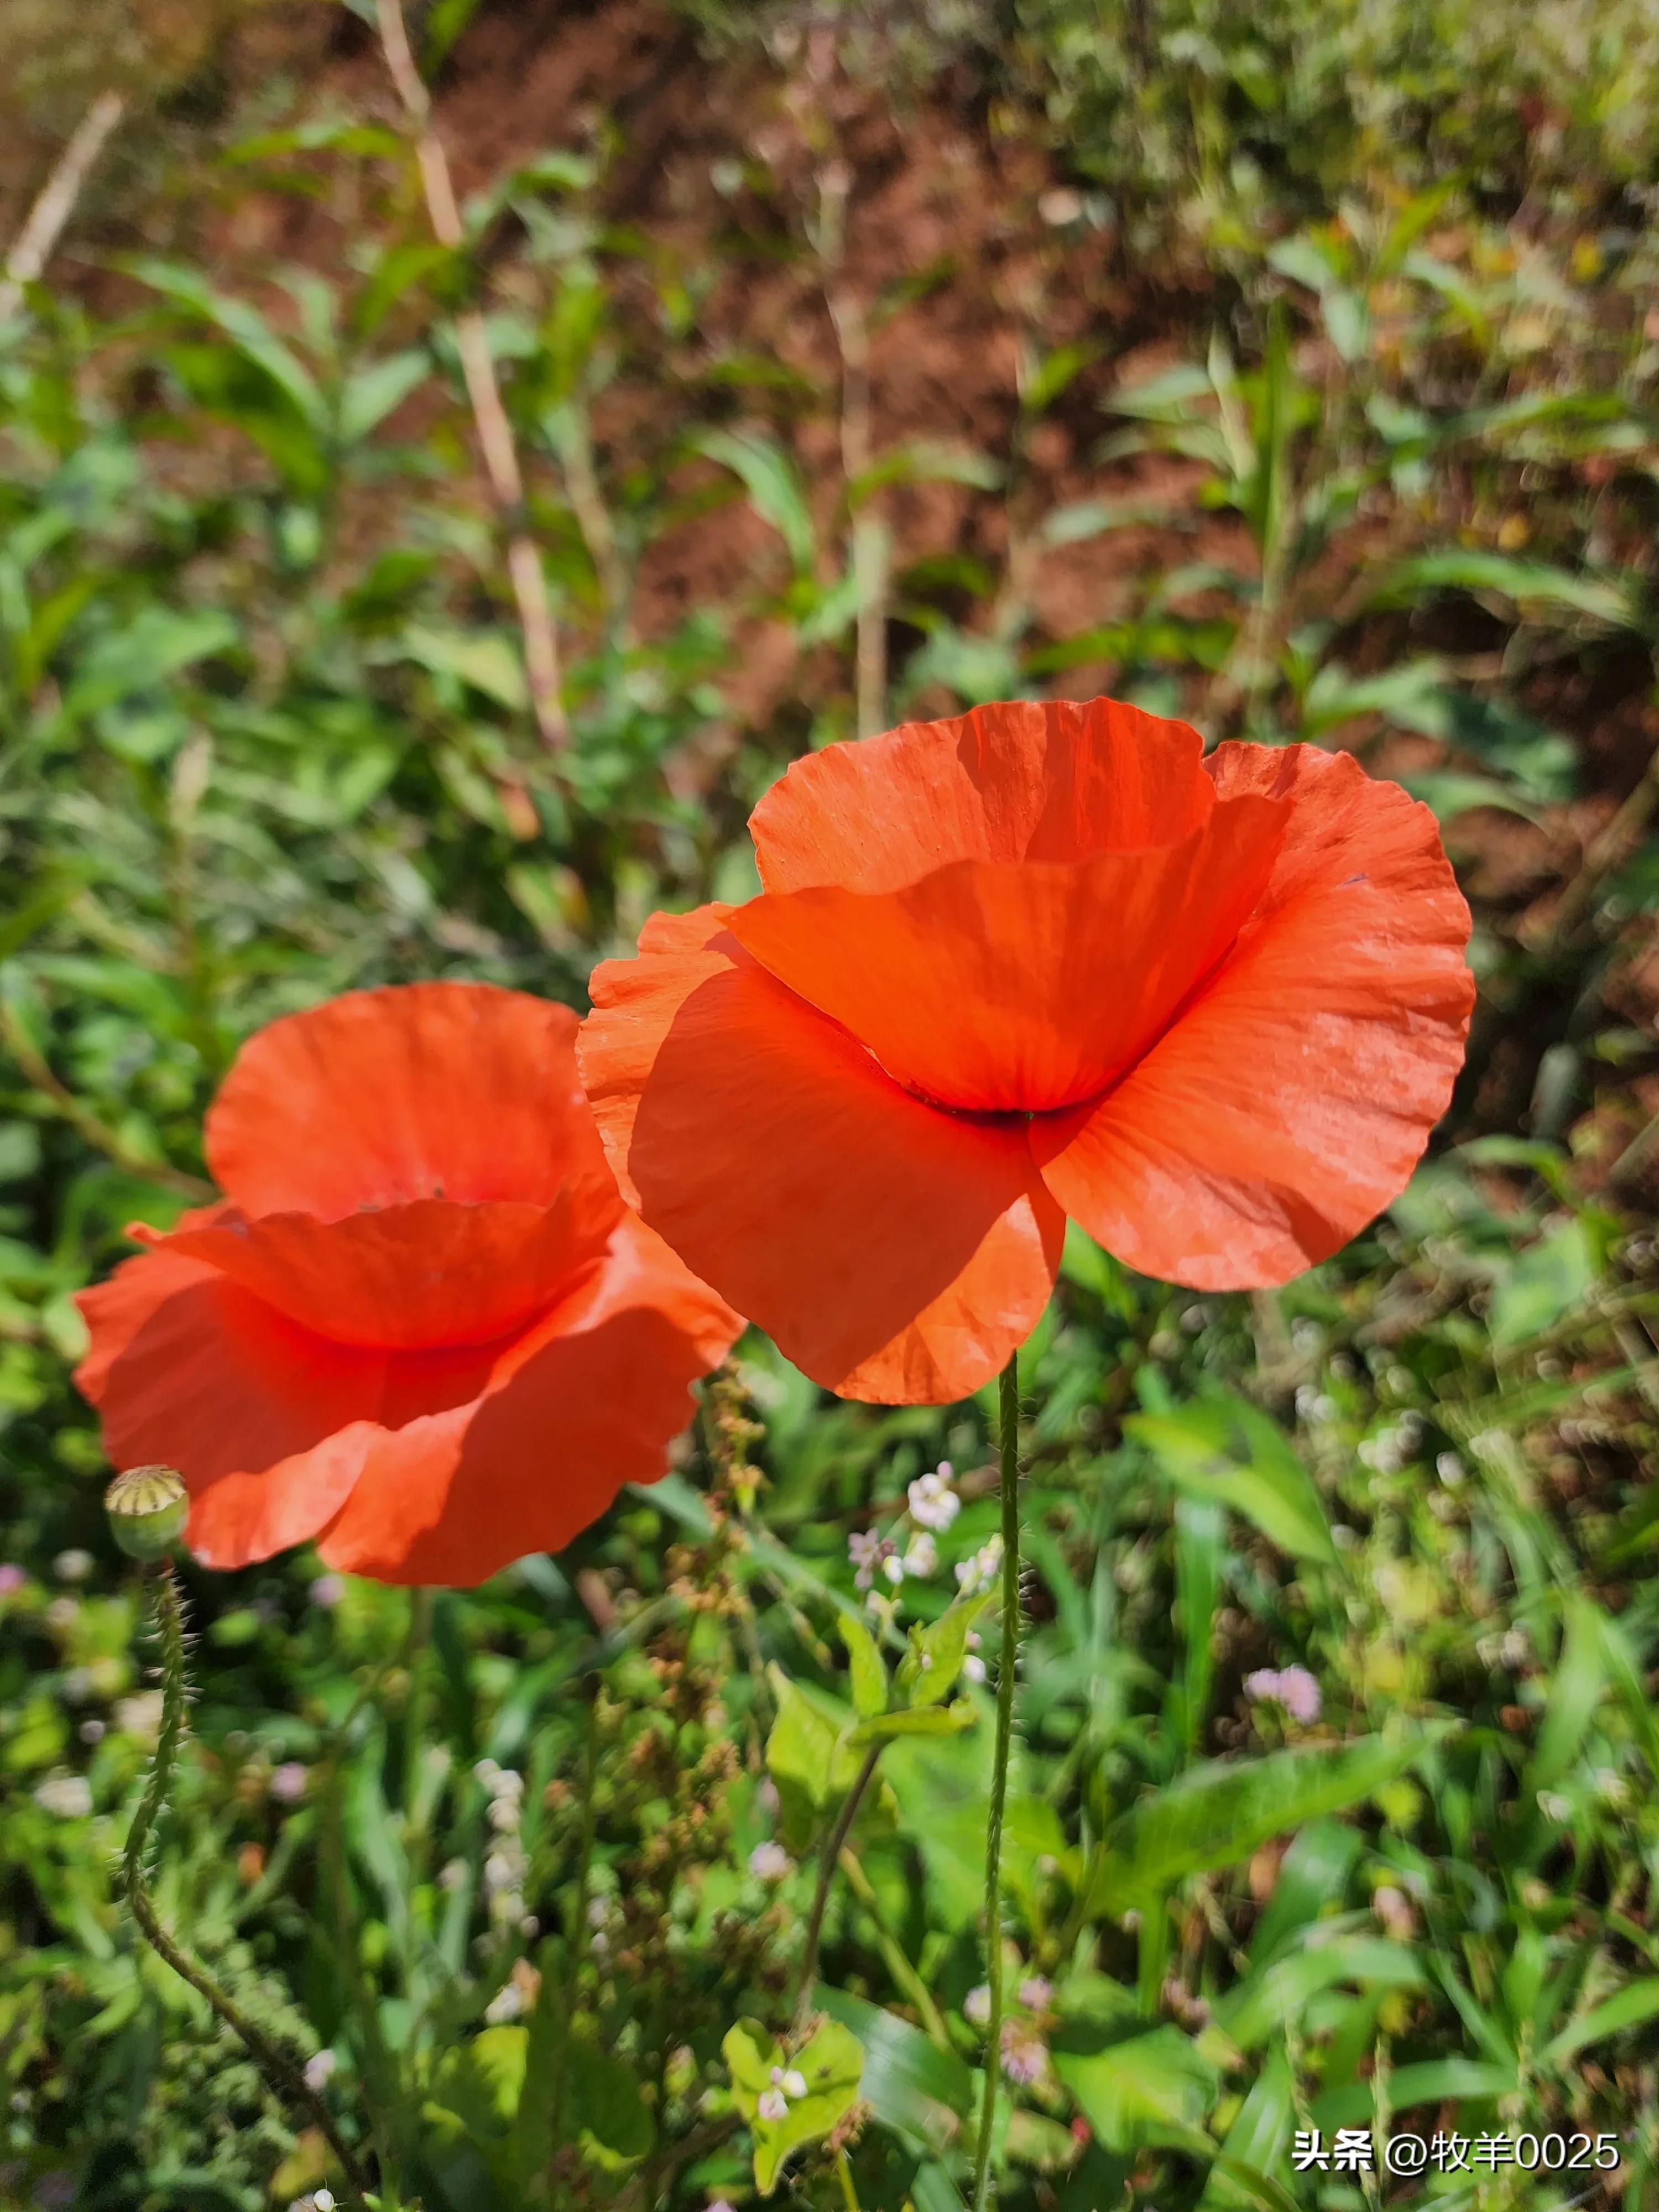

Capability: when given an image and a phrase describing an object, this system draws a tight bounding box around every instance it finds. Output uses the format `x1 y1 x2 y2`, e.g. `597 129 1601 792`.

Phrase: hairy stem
123 1566 372 2203
971 1351 1021 2211
793 1743 883 2032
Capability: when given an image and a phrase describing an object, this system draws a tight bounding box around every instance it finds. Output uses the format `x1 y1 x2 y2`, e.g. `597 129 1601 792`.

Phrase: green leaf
337 349 430 443
896 1590 990 1708
815 1987 972 2157
723 2017 864 2195
1543 1978 1659 2066
400 624 528 711
1488 1218 1597 1350
839 1610 889 1719
1089 1733 1446 1912
1125 1395 1335 1564
848 1702 975 1745
1367 550 1642 633
124 258 328 427
692 428 816 575
567 2031 653 2159
66 607 238 717
1052 2024 1216 2154
1198 2044 1296 2211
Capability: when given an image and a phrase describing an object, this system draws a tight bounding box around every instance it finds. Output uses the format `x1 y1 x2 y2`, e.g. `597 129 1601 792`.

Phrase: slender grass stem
123 1565 371 2204
971 1350 1021 2211
792 1743 883 2032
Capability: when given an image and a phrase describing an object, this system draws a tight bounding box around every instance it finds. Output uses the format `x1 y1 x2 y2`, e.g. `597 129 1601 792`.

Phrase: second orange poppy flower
578 697 1475 1404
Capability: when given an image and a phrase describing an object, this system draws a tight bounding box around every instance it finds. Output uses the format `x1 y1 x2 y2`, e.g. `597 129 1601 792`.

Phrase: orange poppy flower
578 697 1474 1405
75 983 741 1585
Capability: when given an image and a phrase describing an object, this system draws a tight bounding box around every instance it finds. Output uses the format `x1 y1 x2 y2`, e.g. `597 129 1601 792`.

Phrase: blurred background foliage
3 0 1659 2206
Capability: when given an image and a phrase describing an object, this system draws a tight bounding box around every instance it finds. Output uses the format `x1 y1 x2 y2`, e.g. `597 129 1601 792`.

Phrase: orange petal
206 982 619 1224
729 791 1286 1114
1034 745 1474 1287
134 1192 614 1350
750 696 1213 894
314 1214 742 1585
74 1248 387 1567
578 907 1063 1402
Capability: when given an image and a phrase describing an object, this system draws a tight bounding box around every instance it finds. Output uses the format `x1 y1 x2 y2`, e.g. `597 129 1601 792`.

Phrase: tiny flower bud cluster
757 2062 810 2122
846 1462 966 1631
1243 1665 1322 1724
474 1760 530 1927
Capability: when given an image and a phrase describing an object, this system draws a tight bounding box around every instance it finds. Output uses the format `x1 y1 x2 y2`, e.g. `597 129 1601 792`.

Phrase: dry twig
0 91 126 322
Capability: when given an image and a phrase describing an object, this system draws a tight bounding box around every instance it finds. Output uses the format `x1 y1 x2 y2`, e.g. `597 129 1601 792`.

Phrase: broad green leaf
1052 2024 1216 2154
1089 1733 1444 1912
839 1609 889 1719
848 1702 975 1745
1126 1395 1335 1564
896 1589 989 1708
723 2016 864 2195
815 1987 972 2157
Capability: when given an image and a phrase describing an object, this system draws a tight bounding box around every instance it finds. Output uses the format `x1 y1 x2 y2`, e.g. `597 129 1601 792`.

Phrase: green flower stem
971 1350 1021 2212
793 1741 883 2033
123 1563 372 2207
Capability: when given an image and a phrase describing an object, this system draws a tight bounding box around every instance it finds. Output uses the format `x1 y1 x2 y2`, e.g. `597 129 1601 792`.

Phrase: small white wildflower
1537 1790 1573 1823
849 1529 896 1592
587 1895 611 1927
1436 1451 1466 1488
314 2192 335 2211
79 1719 105 1745
438 1858 467 1891
757 2088 789 2121
758 1778 780 1814
955 1536 1005 1597
882 1552 906 1586
309 1573 345 1609
904 1531 938 1577
781 2068 807 2100
1594 1768 1630 1807
484 1980 524 2024
488 1796 521 1832
473 1757 501 1787
749 1840 793 1881
483 1851 520 1895
34 1772 92 1818
907 1468 961 1532
962 1655 987 1684
963 1984 992 2027
53 1549 94 1584
303 2050 337 2094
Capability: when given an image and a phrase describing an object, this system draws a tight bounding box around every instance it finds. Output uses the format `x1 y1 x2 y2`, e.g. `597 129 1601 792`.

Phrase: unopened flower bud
104 1465 187 1562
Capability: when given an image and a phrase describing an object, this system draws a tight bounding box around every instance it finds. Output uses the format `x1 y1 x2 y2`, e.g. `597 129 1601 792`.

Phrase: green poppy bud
105 1465 189 1562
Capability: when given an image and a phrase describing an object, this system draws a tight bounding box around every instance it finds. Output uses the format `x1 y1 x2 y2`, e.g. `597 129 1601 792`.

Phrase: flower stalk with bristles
107 1468 373 2204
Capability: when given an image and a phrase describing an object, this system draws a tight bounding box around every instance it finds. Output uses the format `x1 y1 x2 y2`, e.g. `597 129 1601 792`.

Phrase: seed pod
104 1465 188 1562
